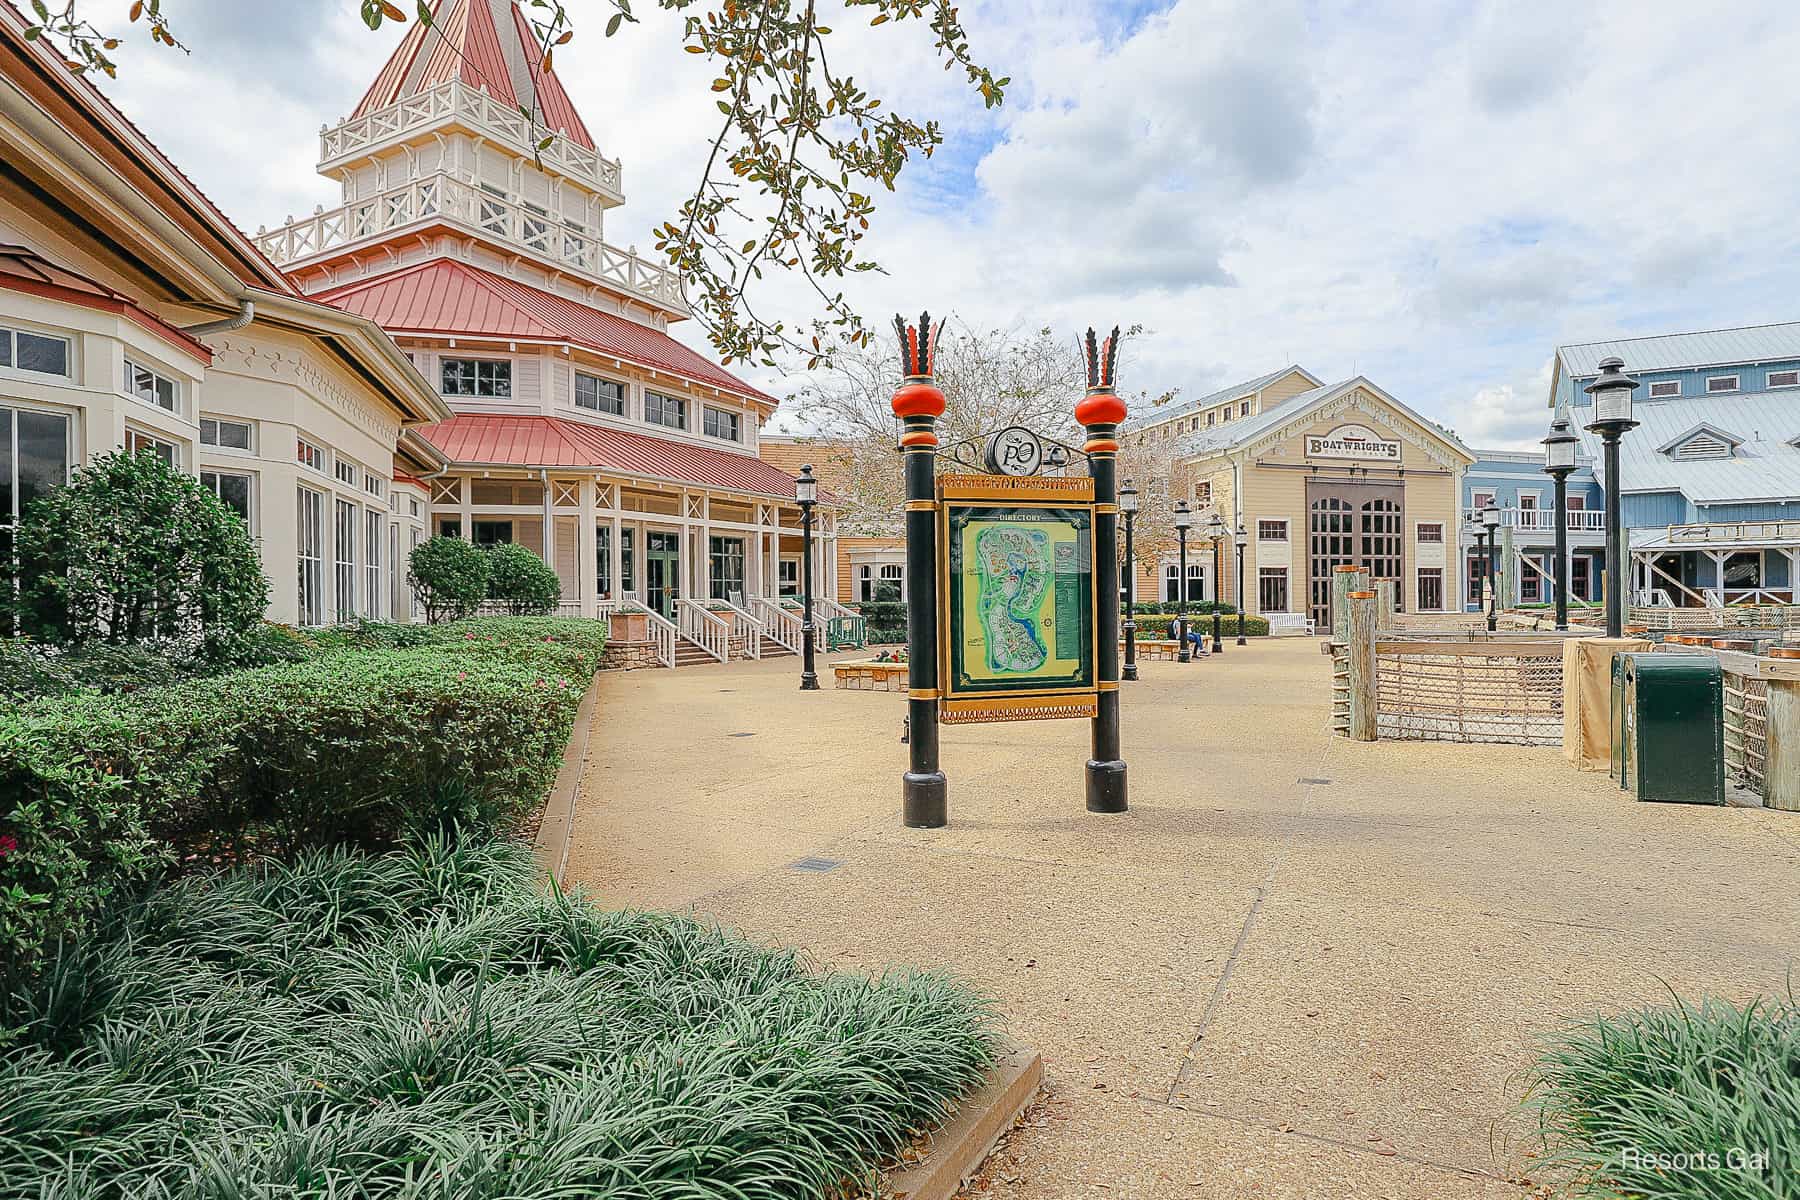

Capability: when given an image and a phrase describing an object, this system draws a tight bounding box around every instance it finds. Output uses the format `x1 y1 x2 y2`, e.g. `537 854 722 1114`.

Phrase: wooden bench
1122 637 1211 660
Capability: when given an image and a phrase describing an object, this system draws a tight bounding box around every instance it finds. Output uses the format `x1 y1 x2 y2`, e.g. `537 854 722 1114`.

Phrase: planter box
609 611 650 642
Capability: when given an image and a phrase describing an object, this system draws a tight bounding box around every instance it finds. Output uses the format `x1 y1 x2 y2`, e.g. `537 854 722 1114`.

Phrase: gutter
180 297 254 337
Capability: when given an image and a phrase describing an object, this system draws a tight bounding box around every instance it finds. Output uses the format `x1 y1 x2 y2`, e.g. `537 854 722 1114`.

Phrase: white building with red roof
256 0 833 655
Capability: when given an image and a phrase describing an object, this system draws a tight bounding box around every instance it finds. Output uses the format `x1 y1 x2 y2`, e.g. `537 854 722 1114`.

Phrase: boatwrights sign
1305 422 1400 463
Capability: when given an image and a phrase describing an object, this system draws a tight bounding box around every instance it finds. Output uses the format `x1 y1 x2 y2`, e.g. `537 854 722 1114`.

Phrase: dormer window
1706 374 1739 394
442 358 511 398
1659 423 1742 461
1647 380 1681 398
1769 370 1799 389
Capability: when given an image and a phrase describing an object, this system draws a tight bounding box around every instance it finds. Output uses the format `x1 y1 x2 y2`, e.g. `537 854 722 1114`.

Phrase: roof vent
1659 423 1742 462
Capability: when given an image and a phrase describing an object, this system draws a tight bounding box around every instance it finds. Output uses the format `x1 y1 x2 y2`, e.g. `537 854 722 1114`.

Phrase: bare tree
1115 412 1197 579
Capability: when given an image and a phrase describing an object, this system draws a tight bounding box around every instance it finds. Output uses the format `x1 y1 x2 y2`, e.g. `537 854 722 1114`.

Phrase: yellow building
1124 373 1474 627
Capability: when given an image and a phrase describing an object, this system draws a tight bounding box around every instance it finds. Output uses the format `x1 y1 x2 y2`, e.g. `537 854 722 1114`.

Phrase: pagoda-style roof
316 259 771 406
353 0 595 151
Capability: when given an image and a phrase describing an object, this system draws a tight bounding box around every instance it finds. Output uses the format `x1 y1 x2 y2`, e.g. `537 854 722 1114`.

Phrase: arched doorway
1307 481 1405 627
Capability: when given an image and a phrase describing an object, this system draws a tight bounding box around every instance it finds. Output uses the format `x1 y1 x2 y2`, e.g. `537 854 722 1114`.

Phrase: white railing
714 599 762 660
750 596 803 653
319 79 623 200
1502 507 1605 532
257 171 685 313
1668 520 1800 545
596 600 676 667
675 599 729 662
817 597 863 624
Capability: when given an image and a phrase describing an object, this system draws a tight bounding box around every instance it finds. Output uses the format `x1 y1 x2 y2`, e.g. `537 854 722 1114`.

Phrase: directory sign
937 474 1097 723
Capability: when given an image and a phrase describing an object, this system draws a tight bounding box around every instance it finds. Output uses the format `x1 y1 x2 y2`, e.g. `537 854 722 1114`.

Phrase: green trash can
1612 653 1724 805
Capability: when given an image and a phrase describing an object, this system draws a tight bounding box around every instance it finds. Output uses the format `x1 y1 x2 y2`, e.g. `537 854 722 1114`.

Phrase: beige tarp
1562 637 1652 771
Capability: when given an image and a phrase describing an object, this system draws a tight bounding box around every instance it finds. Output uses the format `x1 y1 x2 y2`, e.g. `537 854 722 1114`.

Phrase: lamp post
1120 479 1140 681
795 464 820 690
1206 512 1227 656
1482 500 1501 633
1174 500 1194 662
1583 356 1640 639
1234 522 1249 645
1468 511 1486 617
1542 415 1579 632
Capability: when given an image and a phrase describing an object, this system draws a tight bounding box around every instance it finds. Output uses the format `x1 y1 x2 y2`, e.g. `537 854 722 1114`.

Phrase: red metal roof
417 413 802 498
353 0 594 151
0 244 212 362
316 258 774 404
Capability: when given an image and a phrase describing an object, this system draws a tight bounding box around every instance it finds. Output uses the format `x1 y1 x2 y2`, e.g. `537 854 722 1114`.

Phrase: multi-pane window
472 520 513 546
366 509 383 619
200 417 253 450
335 459 357 486
125 358 178 412
364 474 384 498
0 407 71 633
709 535 746 601
1647 380 1681 398
703 406 740 441
1520 563 1541 603
620 527 635 593
1256 519 1288 540
1162 563 1204 604
297 486 324 626
200 470 252 525
857 563 904 602
596 525 611 599
334 498 357 622
298 438 326 472
1571 556 1591 601
126 428 177 467
575 372 625 415
1417 567 1444 611
441 358 512 398
778 557 799 597
1194 482 1212 506
1240 401 1251 417
1706 375 1739 394
1258 567 1289 613
1768 370 1800 389
0 327 71 377
644 390 685 430
1416 522 1444 544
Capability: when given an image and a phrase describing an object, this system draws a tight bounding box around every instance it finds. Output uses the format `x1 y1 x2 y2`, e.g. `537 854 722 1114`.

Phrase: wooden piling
1375 580 1397 633
1347 589 1377 742
1767 678 1800 812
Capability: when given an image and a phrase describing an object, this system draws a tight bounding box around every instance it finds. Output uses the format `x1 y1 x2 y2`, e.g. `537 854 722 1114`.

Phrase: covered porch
1629 520 1800 608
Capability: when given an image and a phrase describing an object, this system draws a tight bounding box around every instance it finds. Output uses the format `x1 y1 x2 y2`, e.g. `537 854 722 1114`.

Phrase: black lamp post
1542 415 1579 632
1234 522 1249 645
1468 511 1486 617
1174 500 1194 663
1583 356 1640 639
1206 512 1227 656
1120 479 1140 681
1482 500 1501 632
795 464 819 690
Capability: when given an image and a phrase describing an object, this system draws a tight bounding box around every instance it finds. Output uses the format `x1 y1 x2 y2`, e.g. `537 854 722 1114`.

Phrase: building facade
1551 323 1800 606
1459 450 1604 612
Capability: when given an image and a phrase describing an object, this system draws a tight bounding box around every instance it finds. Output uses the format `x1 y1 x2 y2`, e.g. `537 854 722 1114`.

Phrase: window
1647 380 1681 398
125 358 178 412
1 327 71 377
366 509 383 619
1520 562 1541 602
1206 412 1216 427
620 527 635 593
297 487 324 626
857 562 904 602
438 517 463 540
472 520 513 546
1162 563 1204 604
440 358 512 398
1 408 71 631
364 474 384 498
703 406 741 442
334 498 357 621
200 417 253 451
1220 407 1231 421
1467 554 1487 610
1258 566 1288 613
335 459 357 486
1256 519 1288 540
125 428 177 467
778 556 800 597
200 470 252 525
575 372 625 415
644 390 686 430
596 526 613 599
1706 374 1739 393
1571 555 1591 601
709 535 746 601
1240 401 1251 417
297 438 325 472
1416 522 1443 544
1769 370 1800 389
1194 482 1212 506
1417 567 1444 611
410 497 421 518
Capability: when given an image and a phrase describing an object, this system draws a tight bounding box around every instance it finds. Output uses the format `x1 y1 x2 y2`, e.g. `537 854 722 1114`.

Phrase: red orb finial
1075 325 1128 428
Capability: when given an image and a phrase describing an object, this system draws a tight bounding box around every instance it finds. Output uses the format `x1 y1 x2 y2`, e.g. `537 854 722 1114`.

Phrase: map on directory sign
943 499 1094 699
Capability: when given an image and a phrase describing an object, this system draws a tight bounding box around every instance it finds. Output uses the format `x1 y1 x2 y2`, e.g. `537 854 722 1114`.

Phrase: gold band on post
904 500 937 511
909 688 941 700
1095 503 1119 515
1097 680 1120 692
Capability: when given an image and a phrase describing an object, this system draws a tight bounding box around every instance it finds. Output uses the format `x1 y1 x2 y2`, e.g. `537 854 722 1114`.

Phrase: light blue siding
1696 500 1800 522
1567 359 1800 407
1622 491 1689 527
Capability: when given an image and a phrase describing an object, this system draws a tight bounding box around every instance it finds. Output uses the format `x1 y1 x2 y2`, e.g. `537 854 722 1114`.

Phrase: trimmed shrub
485 543 563 615
10 449 268 661
0 619 602 984
1133 612 1270 638
408 536 490 623
854 599 907 645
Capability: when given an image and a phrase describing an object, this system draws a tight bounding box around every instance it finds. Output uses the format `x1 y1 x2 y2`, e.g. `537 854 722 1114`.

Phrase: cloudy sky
96 0 1800 448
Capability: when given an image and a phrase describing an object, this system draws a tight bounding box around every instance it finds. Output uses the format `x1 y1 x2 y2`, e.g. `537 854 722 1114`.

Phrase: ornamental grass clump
0 837 999 1198
1523 991 1798 1198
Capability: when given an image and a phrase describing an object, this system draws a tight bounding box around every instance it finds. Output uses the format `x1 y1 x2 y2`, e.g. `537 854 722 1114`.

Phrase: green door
645 531 680 620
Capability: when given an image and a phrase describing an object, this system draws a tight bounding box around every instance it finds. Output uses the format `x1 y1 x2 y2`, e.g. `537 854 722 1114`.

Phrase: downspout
180 298 255 337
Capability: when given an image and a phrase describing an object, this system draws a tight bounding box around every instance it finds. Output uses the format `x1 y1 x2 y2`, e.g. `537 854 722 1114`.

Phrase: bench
1122 637 1212 660
1266 613 1316 637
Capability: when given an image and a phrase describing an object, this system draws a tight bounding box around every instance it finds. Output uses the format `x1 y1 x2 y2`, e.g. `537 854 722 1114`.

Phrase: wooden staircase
672 637 723 667
758 634 795 658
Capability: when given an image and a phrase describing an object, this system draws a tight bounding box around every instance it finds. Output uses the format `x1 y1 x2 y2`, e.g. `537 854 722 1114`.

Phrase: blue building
1460 449 1605 611
1549 322 1800 606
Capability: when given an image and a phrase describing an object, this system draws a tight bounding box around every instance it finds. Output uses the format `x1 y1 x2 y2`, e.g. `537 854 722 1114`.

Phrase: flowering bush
484 543 562 615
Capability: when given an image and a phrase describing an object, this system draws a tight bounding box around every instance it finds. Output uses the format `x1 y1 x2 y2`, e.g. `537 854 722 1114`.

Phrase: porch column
577 476 597 617
699 493 712 601
458 476 473 541
541 476 554 568
610 510 625 604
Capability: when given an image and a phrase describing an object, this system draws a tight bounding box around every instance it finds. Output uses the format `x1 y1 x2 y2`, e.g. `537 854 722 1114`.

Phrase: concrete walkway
562 639 1800 1199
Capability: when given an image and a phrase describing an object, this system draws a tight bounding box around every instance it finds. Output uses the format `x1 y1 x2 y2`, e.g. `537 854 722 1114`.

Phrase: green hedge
0 617 604 985
1131 612 1270 638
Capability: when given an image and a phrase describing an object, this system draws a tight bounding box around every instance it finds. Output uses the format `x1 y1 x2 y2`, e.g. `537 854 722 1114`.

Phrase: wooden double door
1307 480 1404 628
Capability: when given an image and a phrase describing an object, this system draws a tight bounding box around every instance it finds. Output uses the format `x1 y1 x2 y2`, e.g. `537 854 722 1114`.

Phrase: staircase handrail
750 596 803 653
675 599 730 662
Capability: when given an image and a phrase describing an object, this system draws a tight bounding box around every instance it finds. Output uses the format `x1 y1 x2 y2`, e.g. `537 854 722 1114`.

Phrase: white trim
1766 369 1800 389
1705 374 1740 394
1646 380 1682 398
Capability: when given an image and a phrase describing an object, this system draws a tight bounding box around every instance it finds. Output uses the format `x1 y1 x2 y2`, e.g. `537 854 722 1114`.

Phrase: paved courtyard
562 638 1800 1199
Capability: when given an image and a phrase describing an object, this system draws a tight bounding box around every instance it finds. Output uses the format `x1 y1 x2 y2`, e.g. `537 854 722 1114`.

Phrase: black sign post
892 313 948 828
1076 327 1128 814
